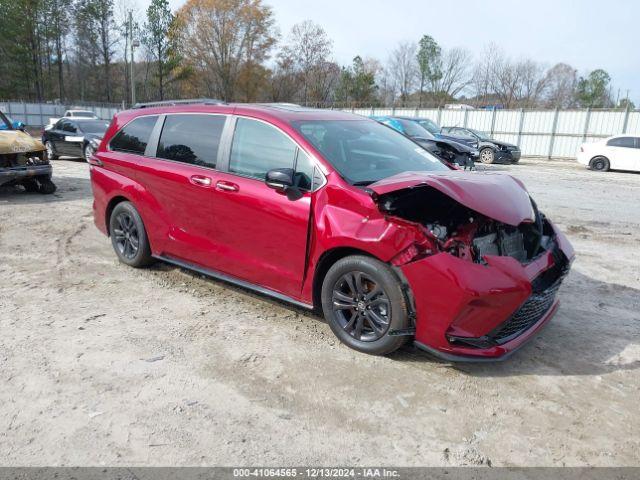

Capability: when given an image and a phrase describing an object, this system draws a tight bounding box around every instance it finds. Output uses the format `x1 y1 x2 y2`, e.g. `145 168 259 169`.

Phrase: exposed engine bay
378 186 553 264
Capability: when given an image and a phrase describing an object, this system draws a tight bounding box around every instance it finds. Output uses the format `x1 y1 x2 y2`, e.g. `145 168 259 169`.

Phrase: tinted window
76 120 110 134
156 114 226 168
110 116 158 155
607 137 635 148
61 121 77 133
292 120 448 185
230 118 297 179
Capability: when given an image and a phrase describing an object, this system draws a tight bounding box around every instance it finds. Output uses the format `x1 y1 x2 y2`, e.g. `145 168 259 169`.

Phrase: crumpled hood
0 130 45 155
369 171 535 226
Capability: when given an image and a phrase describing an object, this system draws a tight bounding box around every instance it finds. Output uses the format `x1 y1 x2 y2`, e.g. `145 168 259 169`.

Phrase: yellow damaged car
0 110 56 194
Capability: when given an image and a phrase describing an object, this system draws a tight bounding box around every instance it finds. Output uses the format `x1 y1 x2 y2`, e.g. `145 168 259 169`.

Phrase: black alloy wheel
332 271 391 342
113 211 140 260
590 156 610 172
321 255 410 355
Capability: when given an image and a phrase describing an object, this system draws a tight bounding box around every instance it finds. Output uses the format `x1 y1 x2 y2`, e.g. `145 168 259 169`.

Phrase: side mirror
266 168 294 190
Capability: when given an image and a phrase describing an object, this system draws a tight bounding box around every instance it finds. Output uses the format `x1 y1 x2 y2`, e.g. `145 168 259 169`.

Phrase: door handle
190 175 212 187
216 181 239 192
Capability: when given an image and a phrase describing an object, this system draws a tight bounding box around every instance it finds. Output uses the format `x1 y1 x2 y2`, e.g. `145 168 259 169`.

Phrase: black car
441 127 521 164
373 116 479 169
43 118 110 161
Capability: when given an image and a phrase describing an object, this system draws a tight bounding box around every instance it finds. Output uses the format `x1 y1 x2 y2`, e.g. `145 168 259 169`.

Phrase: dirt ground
1 157 638 467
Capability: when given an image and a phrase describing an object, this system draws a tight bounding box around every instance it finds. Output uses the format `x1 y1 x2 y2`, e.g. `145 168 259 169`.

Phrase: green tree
335 56 377 105
576 69 612 108
143 0 174 100
416 35 442 107
618 98 635 110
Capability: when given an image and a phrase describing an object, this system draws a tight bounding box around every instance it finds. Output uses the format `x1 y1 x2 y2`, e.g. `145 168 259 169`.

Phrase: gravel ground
0 157 638 467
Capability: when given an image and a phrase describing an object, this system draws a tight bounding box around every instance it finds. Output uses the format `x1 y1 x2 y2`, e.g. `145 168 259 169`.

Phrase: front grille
489 281 561 344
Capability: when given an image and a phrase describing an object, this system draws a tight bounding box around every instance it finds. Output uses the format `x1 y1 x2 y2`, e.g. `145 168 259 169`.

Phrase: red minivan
90 101 574 360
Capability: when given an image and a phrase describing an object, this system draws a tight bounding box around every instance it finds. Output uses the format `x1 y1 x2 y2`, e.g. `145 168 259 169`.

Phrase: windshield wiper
352 180 377 186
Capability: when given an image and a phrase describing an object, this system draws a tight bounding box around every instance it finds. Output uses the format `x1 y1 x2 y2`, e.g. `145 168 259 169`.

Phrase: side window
294 150 315 191
607 137 635 148
157 114 226 168
229 118 297 179
635 138 640 149
61 121 76 133
110 115 158 155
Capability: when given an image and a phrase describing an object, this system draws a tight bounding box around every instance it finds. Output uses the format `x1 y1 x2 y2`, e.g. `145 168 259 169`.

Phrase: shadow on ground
147 259 639 378
0 175 91 204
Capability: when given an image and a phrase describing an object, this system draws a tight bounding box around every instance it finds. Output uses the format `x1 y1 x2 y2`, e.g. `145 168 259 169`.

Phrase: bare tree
436 47 472 99
282 20 333 103
387 41 418 105
174 0 276 101
544 63 577 108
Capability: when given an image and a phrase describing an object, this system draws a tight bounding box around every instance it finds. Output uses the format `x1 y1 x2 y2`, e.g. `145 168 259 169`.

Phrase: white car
44 109 100 131
577 135 640 172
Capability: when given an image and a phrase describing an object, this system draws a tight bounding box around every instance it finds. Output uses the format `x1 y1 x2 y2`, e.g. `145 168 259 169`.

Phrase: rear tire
589 156 610 172
109 201 154 268
321 255 410 355
84 143 95 162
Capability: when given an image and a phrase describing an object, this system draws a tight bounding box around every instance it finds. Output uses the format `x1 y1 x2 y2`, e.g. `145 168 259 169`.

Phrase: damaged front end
369 171 574 360
0 127 56 193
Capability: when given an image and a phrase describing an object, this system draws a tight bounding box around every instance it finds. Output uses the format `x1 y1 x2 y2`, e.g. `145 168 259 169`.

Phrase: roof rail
132 98 226 109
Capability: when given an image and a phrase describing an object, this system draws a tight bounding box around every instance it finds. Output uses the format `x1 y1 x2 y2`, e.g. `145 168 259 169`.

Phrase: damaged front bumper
0 164 52 187
400 222 574 361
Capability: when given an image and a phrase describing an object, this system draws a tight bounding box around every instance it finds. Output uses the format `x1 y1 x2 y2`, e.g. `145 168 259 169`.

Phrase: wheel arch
312 247 378 311
311 247 415 321
105 195 132 235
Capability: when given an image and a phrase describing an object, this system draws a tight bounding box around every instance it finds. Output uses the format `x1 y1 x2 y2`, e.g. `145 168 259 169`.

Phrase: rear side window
61 120 77 133
229 118 297 179
607 137 635 148
156 114 226 168
110 115 158 155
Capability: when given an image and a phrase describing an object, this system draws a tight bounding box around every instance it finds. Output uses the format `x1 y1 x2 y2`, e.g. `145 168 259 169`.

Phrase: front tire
321 255 410 355
37 177 57 194
589 156 610 172
45 141 58 160
109 202 154 267
479 147 495 164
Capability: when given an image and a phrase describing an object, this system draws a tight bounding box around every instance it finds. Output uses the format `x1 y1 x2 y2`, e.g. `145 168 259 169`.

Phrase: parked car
441 127 521 164
372 116 478 169
0 117 25 131
577 136 640 172
45 109 100 131
90 101 573 360
0 109 56 193
43 118 110 160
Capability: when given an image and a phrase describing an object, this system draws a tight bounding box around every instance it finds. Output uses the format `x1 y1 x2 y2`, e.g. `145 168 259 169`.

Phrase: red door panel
134 158 220 268
209 171 311 299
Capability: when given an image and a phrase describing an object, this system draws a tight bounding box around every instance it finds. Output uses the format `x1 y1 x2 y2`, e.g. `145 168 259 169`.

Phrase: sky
133 0 640 104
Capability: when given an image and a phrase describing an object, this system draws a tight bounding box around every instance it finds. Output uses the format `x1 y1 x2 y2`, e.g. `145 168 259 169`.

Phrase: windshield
292 120 449 185
76 120 110 134
71 111 96 117
416 119 440 135
397 119 435 139
468 128 491 141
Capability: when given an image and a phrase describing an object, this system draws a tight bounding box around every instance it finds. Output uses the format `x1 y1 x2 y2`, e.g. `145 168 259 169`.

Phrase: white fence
3 100 638 160
0 100 120 128
347 107 640 159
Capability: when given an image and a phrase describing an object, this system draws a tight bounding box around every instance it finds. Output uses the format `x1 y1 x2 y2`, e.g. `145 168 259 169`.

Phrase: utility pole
128 10 138 106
